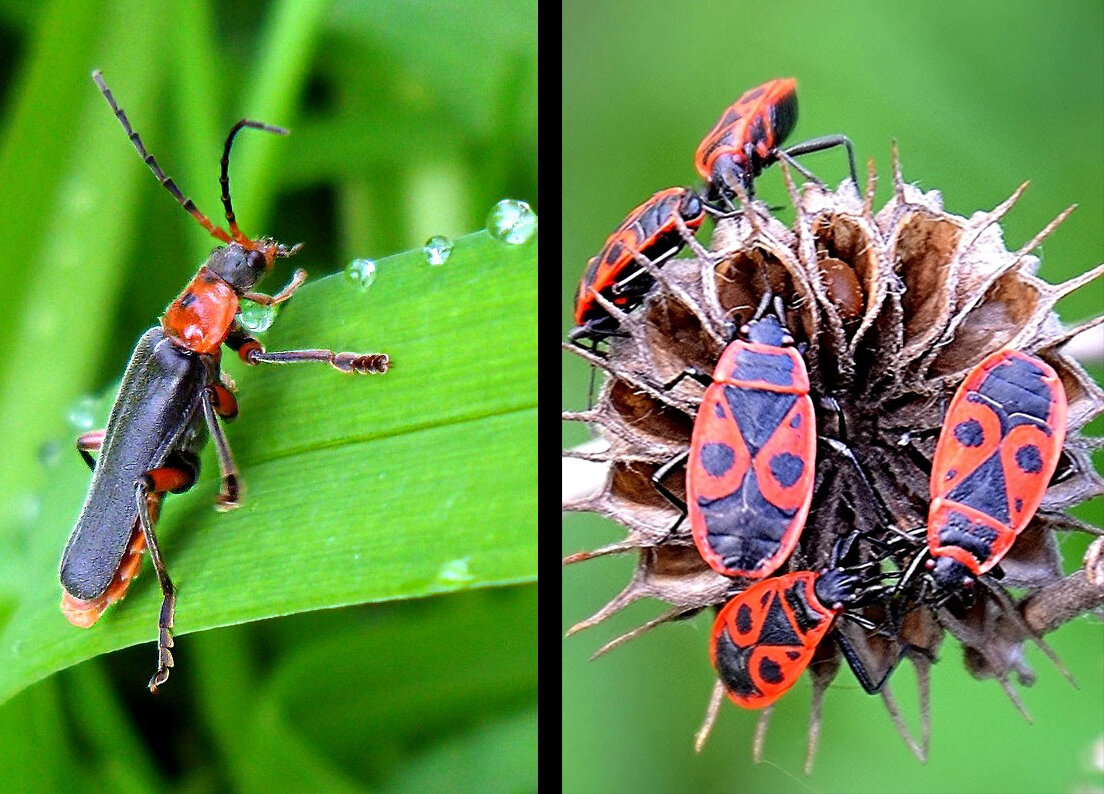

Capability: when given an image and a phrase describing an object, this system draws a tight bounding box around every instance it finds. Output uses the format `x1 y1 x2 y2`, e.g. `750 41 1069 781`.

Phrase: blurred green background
0 0 536 791
563 2 1103 793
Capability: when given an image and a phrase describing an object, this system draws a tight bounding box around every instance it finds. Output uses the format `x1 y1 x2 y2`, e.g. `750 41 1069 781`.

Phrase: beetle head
927 555 976 597
207 239 301 292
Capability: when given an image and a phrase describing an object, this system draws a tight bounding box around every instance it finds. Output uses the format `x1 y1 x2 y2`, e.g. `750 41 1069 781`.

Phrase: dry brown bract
562 147 1104 772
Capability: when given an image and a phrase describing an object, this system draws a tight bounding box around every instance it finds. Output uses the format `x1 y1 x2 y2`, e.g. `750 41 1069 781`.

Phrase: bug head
678 189 704 222
710 153 749 200
743 314 793 347
813 566 867 612
206 239 302 293
926 555 976 599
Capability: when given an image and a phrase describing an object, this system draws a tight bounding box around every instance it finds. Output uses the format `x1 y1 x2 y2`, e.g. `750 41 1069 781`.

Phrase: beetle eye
247 250 267 271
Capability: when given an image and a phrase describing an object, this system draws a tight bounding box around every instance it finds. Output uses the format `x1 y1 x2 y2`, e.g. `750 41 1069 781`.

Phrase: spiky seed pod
562 149 1104 768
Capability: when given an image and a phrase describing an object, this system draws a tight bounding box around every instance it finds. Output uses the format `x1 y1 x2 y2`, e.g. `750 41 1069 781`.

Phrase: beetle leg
780 134 859 189
833 627 896 695
242 268 307 307
657 366 712 393
76 429 106 471
651 450 689 543
208 382 239 421
135 466 194 693
201 388 243 511
232 335 390 375
774 148 825 186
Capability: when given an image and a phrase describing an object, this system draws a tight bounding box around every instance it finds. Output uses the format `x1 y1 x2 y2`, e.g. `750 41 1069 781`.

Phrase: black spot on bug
748 117 767 146
731 349 796 389
945 469 957 480
1015 497 1023 512
1015 444 1043 474
770 452 804 489
604 243 622 266
736 604 753 634
937 510 1000 561
954 418 985 447
790 413 802 429
978 356 1054 432
947 453 1010 524
179 292 197 309
784 579 825 633
723 384 797 454
713 629 758 698
714 402 725 419
699 467 796 574
786 650 800 660
700 443 736 477
759 656 784 684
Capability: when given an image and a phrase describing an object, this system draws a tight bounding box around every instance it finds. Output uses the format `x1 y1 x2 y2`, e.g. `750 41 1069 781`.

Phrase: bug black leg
821 437 918 547
780 134 859 189
135 463 195 693
894 547 932 599
200 387 243 511
651 451 690 543
816 397 919 548
833 626 895 695
774 148 825 186
229 332 390 375
659 366 712 393
76 429 106 471
652 451 689 510
648 366 710 540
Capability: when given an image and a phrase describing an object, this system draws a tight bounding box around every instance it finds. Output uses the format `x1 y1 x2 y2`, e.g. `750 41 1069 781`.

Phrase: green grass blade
0 228 536 705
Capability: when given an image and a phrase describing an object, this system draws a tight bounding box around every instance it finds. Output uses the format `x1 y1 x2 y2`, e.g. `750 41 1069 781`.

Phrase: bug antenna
220 119 289 246
92 70 232 245
751 290 773 321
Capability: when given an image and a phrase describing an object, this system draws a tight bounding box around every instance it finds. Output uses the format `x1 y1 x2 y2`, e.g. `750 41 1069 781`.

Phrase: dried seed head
563 149 1104 764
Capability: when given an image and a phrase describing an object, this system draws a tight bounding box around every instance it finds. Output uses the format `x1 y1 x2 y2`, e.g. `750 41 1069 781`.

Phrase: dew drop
236 299 277 334
1090 735 1104 773
423 235 454 266
486 199 537 244
15 492 39 523
39 439 62 469
345 258 378 289
67 396 98 430
435 557 474 587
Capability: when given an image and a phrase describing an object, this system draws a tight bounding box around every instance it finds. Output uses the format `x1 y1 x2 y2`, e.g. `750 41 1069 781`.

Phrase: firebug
695 78 858 204
653 300 815 579
711 537 893 709
923 349 1068 593
570 187 705 345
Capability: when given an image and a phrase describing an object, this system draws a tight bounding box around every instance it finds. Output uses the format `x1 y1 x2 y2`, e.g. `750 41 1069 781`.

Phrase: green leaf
190 585 537 791
0 229 536 706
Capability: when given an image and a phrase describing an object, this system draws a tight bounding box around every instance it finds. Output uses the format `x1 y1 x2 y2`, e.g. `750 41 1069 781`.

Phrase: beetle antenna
219 119 289 246
92 70 233 245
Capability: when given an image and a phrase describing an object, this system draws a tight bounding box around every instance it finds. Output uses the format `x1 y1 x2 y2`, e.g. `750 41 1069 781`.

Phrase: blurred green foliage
563 2 1102 793
0 0 536 790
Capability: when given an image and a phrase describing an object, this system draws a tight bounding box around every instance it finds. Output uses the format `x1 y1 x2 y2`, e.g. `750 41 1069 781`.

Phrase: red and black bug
59 71 390 691
711 537 893 709
653 301 815 579
570 187 705 344
920 349 1068 594
694 78 858 204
